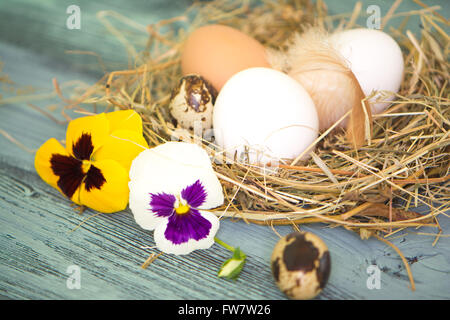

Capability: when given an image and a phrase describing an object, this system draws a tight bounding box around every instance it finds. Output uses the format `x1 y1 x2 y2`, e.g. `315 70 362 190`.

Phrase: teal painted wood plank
0 0 194 76
2 157 448 300
1 0 449 300
1 156 449 300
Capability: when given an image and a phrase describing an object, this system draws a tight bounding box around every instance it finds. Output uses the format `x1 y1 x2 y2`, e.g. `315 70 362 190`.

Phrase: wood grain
1 150 448 300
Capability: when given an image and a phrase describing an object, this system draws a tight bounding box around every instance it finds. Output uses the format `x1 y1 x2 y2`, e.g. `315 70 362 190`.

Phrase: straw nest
45 1 448 257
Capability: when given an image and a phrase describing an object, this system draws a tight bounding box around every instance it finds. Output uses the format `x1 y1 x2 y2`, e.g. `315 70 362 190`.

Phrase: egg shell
271 232 331 300
169 74 217 132
181 24 271 91
213 67 319 165
329 28 404 114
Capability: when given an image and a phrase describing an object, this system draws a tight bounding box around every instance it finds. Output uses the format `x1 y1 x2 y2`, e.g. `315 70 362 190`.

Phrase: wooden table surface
0 0 449 300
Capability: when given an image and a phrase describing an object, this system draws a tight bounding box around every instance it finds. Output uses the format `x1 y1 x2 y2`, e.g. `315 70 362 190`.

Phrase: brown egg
181 24 271 91
271 232 331 300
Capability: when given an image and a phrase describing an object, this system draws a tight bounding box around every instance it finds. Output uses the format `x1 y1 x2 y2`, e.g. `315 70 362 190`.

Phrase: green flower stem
215 237 247 280
214 237 235 252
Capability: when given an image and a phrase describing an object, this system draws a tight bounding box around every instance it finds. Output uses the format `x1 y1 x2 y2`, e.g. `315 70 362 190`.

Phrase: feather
266 28 372 148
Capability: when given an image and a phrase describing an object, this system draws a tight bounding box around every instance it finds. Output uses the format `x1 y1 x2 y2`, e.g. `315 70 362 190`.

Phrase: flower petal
150 192 176 217
105 110 144 134
153 209 219 255
72 133 95 160
92 129 148 172
34 138 69 190
129 181 168 230
84 163 106 192
181 180 207 208
165 208 211 244
128 142 224 231
78 159 129 213
66 113 109 157
50 154 84 200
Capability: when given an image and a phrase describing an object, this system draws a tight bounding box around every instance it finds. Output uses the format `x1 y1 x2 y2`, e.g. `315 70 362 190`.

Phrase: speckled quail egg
271 232 331 300
169 74 217 133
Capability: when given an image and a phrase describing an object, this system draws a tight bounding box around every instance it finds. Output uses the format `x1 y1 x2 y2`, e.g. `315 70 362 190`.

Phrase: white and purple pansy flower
128 142 224 255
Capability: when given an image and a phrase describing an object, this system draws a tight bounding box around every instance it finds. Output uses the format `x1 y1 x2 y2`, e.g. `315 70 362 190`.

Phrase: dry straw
12 0 448 288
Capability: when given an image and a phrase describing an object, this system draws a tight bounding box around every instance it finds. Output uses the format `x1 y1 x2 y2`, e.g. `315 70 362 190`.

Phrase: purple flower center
149 180 211 245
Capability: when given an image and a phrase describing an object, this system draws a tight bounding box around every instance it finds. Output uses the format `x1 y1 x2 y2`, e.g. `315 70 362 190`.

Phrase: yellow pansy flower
35 110 149 213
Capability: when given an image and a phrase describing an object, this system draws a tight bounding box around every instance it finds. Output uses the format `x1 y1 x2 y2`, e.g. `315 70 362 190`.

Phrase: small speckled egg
169 74 217 132
271 232 331 300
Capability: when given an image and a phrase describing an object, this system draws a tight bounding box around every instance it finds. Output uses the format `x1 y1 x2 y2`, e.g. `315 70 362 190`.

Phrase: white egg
329 28 404 114
213 67 319 165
